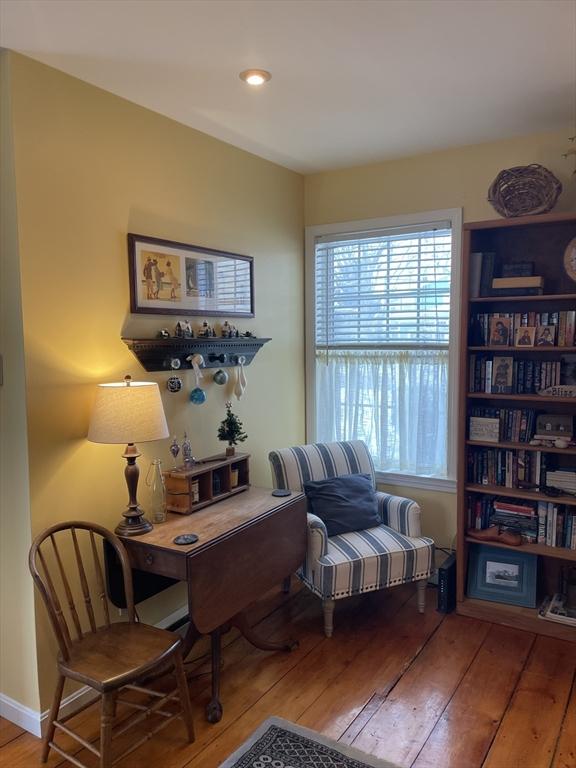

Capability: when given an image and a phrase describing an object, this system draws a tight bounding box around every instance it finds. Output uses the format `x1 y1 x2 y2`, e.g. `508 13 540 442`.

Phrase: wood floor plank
551 670 576 768
298 589 443 741
182 587 416 767
352 613 490 767
483 635 576 768
412 624 534 768
0 716 25 747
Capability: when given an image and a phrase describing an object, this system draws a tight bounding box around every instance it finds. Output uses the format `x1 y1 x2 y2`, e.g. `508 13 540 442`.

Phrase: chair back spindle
29 521 135 660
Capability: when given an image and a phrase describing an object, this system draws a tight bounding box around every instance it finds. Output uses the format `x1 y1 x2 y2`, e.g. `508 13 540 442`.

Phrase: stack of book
491 276 544 296
545 470 576 494
491 498 539 542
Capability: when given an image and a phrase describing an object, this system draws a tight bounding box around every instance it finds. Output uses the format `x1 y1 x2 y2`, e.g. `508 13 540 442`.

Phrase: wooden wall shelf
123 337 271 371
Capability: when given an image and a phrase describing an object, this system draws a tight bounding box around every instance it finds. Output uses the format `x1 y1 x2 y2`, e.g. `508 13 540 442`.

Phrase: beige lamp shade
87 379 169 444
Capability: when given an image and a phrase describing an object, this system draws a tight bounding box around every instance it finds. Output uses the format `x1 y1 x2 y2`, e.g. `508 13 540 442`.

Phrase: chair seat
59 623 182 692
317 524 434 599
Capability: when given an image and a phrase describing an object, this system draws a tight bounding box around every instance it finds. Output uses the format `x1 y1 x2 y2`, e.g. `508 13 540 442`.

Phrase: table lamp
87 375 169 536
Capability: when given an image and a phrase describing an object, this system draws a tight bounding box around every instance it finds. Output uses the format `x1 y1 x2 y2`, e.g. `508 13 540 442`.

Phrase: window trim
305 208 462 489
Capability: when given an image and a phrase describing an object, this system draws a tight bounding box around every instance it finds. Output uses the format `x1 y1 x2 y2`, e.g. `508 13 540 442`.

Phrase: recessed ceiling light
239 69 271 87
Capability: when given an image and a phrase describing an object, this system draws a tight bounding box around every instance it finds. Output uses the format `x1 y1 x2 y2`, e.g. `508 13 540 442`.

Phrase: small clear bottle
146 459 167 524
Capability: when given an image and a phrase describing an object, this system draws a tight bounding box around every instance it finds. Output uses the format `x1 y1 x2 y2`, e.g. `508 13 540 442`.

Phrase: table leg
231 611 299 652
206 628 223 723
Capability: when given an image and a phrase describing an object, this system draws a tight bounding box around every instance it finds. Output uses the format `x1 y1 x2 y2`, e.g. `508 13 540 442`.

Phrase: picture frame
467 544 538 607
128 233 254 317
535 325 556 347
514 326 536 347
491 356 513 394
489 317 511 346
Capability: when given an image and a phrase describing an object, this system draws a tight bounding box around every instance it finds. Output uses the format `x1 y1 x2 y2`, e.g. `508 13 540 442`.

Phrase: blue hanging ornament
189 387 207 405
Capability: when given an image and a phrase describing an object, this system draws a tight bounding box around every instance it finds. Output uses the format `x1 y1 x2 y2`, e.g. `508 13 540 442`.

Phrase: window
305 210 461 490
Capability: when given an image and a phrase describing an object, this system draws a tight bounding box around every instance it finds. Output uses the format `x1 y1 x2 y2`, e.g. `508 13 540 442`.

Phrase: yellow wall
305 129 576 547
7 52 305 710
3 48 575 717
0 52 41 714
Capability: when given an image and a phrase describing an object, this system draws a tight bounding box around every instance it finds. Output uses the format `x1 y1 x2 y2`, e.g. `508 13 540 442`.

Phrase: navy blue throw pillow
303 473 380 536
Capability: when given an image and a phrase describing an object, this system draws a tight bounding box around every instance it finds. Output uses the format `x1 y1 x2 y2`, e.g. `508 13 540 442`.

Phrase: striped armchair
268 440 435 637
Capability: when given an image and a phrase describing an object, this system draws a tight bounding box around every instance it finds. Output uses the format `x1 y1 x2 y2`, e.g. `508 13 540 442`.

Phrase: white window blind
311 219 455 480
315 223 452 349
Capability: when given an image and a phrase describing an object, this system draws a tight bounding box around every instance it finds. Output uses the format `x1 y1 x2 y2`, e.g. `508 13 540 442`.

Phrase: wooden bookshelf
457 212 576 640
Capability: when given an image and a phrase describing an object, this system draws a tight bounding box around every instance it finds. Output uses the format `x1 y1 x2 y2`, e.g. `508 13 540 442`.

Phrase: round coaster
173 533 199 545
271 489 292 497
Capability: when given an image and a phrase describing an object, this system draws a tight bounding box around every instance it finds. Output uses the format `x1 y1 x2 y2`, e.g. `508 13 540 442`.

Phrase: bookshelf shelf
465 484 576 507
467 393 576 403
457 598 576 642
466 440 576 455
470 293 576 304
464 536 576 562
457 211 576 637
468 346 576 353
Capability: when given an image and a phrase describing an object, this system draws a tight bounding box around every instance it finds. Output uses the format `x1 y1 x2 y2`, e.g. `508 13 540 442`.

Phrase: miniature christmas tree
217 401 247 455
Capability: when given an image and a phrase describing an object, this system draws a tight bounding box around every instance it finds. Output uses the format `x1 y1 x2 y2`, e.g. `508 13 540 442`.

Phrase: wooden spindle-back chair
29 521 194 768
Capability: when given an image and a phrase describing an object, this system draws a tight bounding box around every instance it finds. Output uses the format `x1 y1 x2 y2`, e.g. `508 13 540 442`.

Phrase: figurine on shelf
169 436 180 468
183 320 193 338
157 328 171 338
175 321 184 338
182 432 194 465
242 330 255 338
199 321 213 338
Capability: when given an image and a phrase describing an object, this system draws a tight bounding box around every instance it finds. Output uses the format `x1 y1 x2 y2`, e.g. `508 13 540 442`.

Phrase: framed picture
514 326 536 347
535 325 556 347
492 356 513 393
489 317 511 346
467 544 537 607
128 233 254 317
469 416 500 443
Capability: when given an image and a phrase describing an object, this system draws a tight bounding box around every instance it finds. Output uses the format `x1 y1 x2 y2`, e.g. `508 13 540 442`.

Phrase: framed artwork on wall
128 233 254 317
467 544 538 607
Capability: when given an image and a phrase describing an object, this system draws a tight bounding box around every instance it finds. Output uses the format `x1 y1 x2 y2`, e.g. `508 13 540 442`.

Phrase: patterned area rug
219 716 400 768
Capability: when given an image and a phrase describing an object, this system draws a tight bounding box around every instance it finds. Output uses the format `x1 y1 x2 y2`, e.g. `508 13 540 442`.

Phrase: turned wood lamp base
114 442 153 537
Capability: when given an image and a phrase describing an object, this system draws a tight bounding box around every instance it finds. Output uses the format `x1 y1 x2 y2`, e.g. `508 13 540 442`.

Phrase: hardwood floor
1 583 574 768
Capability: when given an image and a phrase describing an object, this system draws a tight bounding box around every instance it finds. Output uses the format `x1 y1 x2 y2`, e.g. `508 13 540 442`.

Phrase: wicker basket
487 164 562 218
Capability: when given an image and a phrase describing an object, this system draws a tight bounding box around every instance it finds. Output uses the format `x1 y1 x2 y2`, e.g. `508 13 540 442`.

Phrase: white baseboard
0 693 42 738
1 603 190 737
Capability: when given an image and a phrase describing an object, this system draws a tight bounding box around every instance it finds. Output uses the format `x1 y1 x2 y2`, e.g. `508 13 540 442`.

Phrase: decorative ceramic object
190 387 207 404
213 369 228 385
169 437 180 467
564 237 576 282
167 376 182 393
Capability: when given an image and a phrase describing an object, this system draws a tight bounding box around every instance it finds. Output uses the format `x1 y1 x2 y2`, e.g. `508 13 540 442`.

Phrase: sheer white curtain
316 348 449 477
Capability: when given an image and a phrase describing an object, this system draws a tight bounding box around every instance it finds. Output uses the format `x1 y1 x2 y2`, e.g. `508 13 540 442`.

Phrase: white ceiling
1 0 574 173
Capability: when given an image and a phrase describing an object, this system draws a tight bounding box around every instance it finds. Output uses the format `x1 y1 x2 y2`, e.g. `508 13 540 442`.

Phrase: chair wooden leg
100 692 115 768
417 579 427 613
322 599 335 638
42 674 65 763
173 649 195 743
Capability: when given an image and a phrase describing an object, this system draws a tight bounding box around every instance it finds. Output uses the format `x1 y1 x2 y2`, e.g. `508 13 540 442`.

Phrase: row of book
469 406 537 443
469 355 562 394
467 448 547 488
468 496 576 549
469 311 576 348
